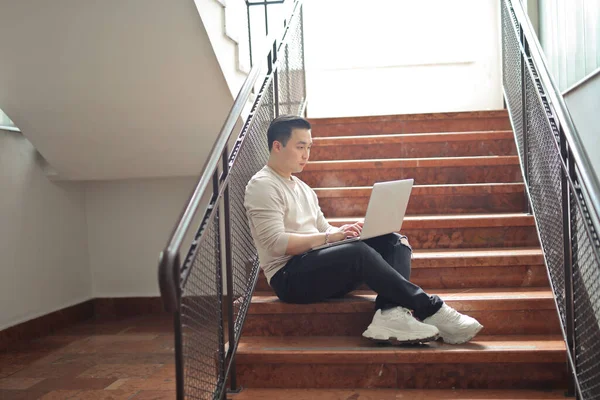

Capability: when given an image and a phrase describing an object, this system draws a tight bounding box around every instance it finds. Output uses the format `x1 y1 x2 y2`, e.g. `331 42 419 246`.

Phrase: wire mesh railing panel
502 0 600 398
572 187 600 399
522 65 567 327
228 78 275 340
180 213 224 400
277 5 305 116
501 2 523 160
158 2 309 398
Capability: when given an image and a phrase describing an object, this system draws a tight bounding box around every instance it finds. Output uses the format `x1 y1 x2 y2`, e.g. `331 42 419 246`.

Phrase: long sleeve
244 178 290 256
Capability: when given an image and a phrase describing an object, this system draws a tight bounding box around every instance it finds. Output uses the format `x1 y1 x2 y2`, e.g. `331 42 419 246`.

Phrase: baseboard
93 297 167 319
0 297 168 351
0 300 95 351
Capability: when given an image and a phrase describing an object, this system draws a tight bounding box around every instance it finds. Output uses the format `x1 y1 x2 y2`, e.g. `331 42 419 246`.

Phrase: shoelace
442 306 464 324
386 307 413 320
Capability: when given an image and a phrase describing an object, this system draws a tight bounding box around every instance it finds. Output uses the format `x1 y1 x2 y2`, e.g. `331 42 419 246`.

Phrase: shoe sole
440 324 484 345
364 334 440 345
362 328 440 344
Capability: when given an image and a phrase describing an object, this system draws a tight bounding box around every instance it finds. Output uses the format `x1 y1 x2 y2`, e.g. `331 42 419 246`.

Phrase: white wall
303 0 503 118
0 0 234 181
195 0 249 97
0 130 91 330
0 136 208 324
85 177 201 297
564 70 600 189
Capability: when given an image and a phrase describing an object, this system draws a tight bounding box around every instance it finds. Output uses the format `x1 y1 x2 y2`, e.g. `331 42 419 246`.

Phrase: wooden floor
0 315 176 399
0 315 572 400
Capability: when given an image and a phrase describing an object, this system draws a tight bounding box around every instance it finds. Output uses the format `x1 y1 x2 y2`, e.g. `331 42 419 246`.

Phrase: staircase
232 110 570 399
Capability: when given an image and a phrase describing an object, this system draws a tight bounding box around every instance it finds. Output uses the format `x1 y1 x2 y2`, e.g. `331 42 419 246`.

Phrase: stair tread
304 156 520 170
249 287 555 314
313 130 514 145
309 110 509 125
412 246 542 259
329 213 535 228
254 287 553 299
315 182 525 196
236 335 566 364
254 248 543 272
233 388 570 399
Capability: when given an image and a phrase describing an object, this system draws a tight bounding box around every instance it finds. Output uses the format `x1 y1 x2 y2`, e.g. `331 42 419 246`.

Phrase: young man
244 115 483 344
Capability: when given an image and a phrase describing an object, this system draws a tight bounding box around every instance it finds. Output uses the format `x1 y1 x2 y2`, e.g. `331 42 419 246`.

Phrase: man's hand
284 222 364 255
340 221 363 236
327 221 363 243
337 221 363 238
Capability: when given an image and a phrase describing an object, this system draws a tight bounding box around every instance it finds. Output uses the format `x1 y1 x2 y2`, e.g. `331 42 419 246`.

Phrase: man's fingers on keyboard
344 225 360 234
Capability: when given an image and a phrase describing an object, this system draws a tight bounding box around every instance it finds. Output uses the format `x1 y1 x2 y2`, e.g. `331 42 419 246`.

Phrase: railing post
174 298 185 400
300 5 307 116
561 131 578 398
520 26 531 215
263 0 269 35
272 41 280 117
246 1 253 68
221 146 239 395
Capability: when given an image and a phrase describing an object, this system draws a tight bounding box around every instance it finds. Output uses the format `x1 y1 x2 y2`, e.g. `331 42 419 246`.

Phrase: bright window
0 109 18 130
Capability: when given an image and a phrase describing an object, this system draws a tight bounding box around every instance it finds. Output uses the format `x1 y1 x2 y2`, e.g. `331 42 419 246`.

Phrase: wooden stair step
331 213 534 229
298 156 522 187
254 248 548 292
256 247 544 270
237 334 566 363
244 288 560 336
235 335 568 389
327 213 538 249
233 388 571 399
250 288 556 313
311 131 517 160
309 110 511 137
316 183 527 216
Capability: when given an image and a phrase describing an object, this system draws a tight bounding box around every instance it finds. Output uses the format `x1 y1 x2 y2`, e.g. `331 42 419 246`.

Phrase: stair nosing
255 248 544 271
315 182 526 197
312 130 514 145
249 288 557 314
328 213 535 228
303 156 520 170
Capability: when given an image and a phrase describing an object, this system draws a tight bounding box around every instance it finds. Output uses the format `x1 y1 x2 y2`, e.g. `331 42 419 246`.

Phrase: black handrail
508 0 600 222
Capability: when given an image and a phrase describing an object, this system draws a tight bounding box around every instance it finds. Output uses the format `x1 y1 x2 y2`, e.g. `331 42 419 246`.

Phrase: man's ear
272 140 282 152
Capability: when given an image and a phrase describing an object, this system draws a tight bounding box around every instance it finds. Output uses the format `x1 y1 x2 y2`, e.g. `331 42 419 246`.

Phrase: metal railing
501 0 600 398
157 1 306 399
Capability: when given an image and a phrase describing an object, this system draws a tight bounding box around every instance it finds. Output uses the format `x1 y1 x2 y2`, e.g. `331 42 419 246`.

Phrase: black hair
267 114 311 151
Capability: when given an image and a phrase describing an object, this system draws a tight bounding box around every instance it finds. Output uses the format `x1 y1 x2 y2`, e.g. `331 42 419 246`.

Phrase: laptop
311 178 414 251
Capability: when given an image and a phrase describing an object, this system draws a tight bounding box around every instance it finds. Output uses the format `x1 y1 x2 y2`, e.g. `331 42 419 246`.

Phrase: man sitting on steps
244 114 483 344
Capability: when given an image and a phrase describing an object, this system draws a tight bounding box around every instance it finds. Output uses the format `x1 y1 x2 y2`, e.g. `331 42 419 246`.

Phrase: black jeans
269 233 443 320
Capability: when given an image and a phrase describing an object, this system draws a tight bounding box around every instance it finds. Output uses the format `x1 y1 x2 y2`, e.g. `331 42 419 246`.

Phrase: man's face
273 128 312 174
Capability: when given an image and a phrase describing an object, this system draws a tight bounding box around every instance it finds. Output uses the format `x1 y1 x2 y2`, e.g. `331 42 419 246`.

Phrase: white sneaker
362 307 440 344
422 304 483 344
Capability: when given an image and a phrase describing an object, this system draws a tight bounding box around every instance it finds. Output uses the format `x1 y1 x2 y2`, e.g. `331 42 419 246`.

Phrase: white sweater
244 165 335 283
